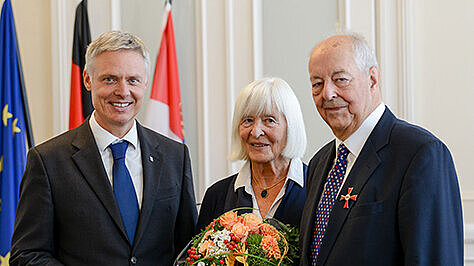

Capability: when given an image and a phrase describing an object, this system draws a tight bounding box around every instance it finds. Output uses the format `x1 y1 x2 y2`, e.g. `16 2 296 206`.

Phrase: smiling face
84 49 148 137
309 36 380 140
239 109 288 166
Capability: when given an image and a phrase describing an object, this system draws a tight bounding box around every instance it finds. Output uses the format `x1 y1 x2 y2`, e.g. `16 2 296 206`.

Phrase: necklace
252 176 287 198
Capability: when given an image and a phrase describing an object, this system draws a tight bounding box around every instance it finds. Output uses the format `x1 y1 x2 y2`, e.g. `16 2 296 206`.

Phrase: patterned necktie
109 141 139 244
311 144 349 265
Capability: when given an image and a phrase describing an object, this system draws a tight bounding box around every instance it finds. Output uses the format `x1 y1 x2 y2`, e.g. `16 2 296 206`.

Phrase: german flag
69 0 92 129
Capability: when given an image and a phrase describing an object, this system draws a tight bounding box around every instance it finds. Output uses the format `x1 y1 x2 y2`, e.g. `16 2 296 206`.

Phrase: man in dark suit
299 34 463 265
10 31 197 265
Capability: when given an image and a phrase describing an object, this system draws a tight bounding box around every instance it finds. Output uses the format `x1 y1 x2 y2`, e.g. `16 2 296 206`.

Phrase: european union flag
0 0 34 263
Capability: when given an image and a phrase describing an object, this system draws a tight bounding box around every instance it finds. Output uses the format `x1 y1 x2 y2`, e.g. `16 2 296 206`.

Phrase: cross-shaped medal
340 187 357 208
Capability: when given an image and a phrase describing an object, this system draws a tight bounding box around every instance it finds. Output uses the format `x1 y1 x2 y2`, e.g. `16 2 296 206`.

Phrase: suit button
130 256 137 264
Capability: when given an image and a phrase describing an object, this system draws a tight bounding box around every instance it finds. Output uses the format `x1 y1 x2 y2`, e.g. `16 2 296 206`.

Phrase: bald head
308 34 381 140
311 34 378 73
312 35 352 53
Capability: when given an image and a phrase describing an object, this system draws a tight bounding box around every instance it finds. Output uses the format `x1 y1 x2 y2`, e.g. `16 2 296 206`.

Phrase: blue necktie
109 141 139 244
311 144 349 265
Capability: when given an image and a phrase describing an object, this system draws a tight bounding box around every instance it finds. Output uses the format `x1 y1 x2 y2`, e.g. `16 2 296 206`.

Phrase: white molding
224 0 235 173
397 0 414 121
195 0 210 198
50 0 69 136
376 0 397 113
462 192 474 202
465 224 474 263
375 0 415 120
110 0 121 30
337 0 350 31
251 0 263 80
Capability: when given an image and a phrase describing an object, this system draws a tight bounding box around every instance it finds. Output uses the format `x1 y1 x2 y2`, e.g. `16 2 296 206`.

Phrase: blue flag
0 0 31 262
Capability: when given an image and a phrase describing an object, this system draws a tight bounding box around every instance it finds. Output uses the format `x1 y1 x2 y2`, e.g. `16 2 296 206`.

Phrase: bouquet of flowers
175 209 299 266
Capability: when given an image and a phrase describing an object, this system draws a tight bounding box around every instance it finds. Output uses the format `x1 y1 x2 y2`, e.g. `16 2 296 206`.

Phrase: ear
368 66 380 91
83 70 92 91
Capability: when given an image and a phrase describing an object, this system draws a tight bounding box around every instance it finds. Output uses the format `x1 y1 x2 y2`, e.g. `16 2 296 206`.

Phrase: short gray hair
229 77 307 161
348 33 378 73
84 31 151 80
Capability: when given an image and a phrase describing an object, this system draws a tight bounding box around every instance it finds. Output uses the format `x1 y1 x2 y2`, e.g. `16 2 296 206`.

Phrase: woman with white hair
197 77 307 230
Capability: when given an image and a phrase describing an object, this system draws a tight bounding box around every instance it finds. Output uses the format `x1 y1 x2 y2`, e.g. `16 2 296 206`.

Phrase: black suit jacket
11 119 197 266
300 108 463 265
197 162 307 231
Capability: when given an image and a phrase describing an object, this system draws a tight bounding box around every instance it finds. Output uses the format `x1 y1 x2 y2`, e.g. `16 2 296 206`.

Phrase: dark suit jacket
197 162 307 231
10 119 198 266
300 108 463 265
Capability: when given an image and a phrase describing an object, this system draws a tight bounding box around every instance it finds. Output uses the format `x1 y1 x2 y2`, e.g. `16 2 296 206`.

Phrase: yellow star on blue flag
1 0 34 263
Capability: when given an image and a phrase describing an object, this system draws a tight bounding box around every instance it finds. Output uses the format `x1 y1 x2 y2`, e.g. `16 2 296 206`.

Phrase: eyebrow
332 71 347 76
127 75 143 80
97 74 143 80
311 70 348 80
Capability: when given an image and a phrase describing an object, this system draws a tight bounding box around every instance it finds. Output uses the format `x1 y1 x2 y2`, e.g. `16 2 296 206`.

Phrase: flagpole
11 2 34 148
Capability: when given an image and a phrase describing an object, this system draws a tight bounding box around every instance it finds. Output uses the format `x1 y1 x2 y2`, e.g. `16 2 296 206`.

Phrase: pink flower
219 211 239 230
243 213 262 233
231 222 249 240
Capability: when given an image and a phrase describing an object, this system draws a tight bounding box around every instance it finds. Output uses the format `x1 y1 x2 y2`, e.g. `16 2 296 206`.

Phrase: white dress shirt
89 111 144 209
330 103 386 196
234 157 304 219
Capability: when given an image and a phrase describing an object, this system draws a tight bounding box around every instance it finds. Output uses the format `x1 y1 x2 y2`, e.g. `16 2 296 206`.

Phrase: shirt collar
336 103 385 156
234 157 304 193
89 111 139 151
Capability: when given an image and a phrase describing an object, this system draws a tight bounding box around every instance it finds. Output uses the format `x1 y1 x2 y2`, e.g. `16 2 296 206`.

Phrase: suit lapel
300 142 336 262
316 108 395 265
71 120 128 241
132 123 162 247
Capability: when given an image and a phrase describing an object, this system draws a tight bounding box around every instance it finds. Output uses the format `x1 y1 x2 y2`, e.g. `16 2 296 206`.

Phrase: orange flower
231 222 249 240
243 213 262 233
199 239 214 255
260 235 281 259
219 211 239 230
260 223 280 240
203 228 214 240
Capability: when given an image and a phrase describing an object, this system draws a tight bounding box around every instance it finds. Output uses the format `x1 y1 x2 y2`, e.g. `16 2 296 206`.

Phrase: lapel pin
149 155 154 162
340 187 357 208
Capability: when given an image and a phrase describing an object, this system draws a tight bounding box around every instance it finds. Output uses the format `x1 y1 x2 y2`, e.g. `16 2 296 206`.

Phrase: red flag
144 2 184 142
69 0 92 129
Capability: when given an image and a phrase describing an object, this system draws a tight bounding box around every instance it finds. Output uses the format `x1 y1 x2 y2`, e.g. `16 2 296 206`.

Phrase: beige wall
262 0 337 162
12 0 53 145
412 0 474 222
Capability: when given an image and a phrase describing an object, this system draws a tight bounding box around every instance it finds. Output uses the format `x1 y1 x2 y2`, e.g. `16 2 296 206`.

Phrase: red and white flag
144 2 184 142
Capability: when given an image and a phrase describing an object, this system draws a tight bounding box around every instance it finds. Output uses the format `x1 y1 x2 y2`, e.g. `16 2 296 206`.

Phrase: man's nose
321 81 337 100
114 80 130 97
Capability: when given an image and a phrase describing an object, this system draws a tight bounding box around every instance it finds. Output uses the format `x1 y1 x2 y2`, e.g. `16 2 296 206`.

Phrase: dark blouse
196 163 308 232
